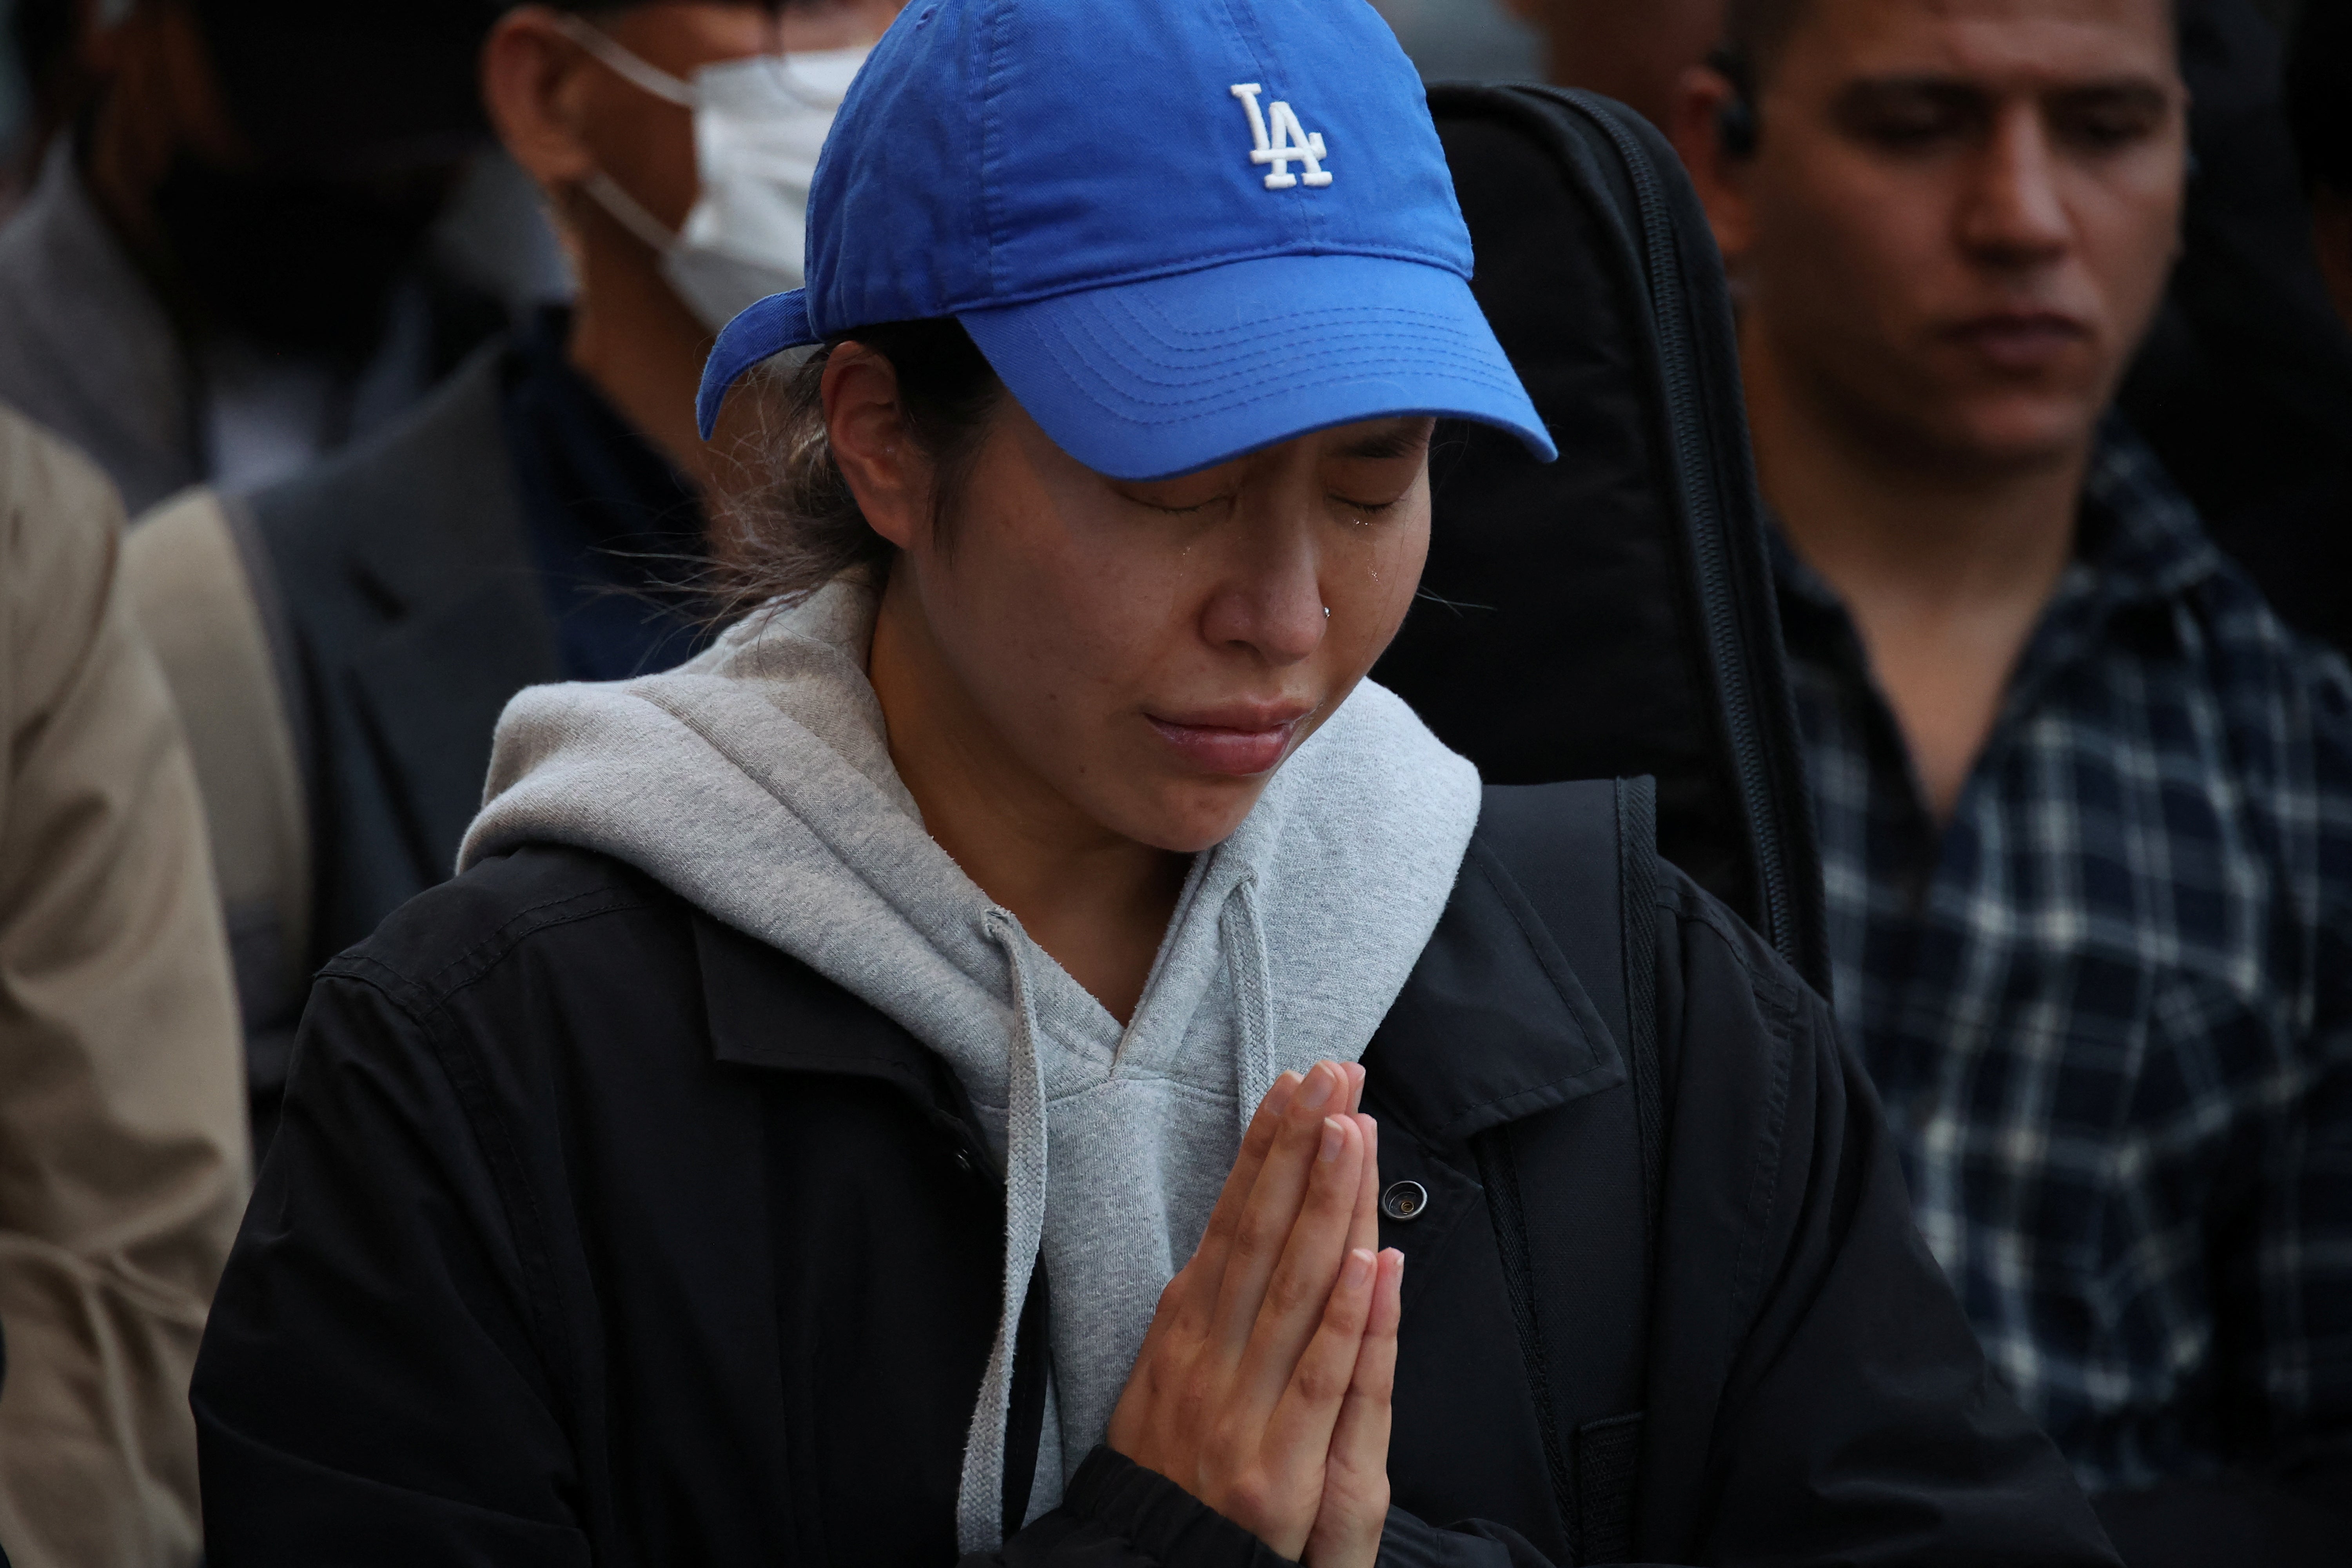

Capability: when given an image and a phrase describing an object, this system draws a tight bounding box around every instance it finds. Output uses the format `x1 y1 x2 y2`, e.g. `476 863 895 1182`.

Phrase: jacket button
1381 1180 1429 1222
954 1150 976 1176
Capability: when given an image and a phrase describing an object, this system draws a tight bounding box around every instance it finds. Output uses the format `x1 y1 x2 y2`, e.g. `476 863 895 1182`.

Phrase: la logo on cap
1230 84 1331 190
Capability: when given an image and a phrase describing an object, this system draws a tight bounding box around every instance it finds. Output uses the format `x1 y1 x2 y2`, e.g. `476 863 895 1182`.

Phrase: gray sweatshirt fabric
459 578 1481 1551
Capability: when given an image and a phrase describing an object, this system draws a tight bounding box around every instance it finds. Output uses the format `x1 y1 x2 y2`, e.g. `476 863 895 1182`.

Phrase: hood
460 578 1481 1549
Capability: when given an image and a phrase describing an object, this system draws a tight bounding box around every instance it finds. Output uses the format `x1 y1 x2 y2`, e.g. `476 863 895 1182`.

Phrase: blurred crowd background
0 0 1548 315
0 0 1555 292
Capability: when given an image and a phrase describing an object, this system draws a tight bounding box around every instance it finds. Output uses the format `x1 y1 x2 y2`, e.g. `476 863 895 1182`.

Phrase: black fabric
503 307 712 683
1572 1416 1642 1565
2090 1461 2352 1566
1450 780 1657 1566
1375 84 1829 998
194 786 2118 1566
978 1450 1292 1568
1612 780 1663 1252
1468 1127 1572 1554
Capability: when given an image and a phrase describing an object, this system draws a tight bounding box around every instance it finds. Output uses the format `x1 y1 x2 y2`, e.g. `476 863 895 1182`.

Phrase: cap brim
957 253 1555 481
697 289 816 439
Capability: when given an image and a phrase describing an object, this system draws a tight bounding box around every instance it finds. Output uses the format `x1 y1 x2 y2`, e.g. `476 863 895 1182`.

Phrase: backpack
1379 84 1828 998
1377 85 1832 1563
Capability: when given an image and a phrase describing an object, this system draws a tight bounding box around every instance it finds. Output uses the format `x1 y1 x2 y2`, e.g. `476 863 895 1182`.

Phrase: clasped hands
1107 1061 1403 1567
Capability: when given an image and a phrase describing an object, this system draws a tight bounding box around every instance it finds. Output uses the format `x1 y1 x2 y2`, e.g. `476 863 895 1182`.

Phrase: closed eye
1836 81 1988 150
2048 85 2171 152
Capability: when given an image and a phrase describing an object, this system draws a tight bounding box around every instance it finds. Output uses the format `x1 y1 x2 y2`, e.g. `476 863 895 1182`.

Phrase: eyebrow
1836 74 2174 111
2046 81 2175 114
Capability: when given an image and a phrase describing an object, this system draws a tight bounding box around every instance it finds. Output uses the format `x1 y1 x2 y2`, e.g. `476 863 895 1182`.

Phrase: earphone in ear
1717 95 1759 157
1706 42 1761 158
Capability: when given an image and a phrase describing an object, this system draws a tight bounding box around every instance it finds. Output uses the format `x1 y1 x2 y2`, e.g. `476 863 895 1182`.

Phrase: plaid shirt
1775 423 2352 1490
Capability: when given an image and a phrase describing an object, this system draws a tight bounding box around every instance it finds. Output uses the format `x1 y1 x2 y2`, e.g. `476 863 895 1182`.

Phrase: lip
1147 705 1313 778
1943 311 2092 372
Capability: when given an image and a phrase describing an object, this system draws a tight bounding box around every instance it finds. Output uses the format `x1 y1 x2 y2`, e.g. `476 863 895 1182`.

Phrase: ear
1669 64 1759 270
483 7 599 188
824 344 929 552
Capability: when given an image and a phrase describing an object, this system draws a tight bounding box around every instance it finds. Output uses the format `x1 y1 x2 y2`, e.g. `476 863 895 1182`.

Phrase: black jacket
193 792 2117 1566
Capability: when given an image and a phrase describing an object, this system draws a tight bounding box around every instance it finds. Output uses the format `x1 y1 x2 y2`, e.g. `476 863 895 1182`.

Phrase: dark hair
1717 0 1805 84
707 317 1004 620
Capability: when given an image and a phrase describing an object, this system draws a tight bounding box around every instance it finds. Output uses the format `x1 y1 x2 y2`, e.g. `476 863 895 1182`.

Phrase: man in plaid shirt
1673 0 2352 1557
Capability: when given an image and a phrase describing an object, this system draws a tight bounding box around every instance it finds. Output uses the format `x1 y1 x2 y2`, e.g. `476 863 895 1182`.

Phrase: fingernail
1344 1248 1375 1288
1319 1116 1346 1162
1300 1063 1337 1110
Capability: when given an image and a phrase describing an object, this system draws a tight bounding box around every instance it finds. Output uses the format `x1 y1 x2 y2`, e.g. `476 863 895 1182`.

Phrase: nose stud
1323 606 1332 619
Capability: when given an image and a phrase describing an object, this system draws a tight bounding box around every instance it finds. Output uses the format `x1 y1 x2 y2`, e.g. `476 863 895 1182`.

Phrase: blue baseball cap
695 0 1557 481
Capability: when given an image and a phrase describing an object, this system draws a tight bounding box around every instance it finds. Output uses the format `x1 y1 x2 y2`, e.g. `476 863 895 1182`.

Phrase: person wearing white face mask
551 11 864 331
120 0 904 1159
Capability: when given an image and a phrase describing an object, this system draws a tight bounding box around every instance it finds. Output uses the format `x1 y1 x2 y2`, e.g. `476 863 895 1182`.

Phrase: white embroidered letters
1230 83 1331 189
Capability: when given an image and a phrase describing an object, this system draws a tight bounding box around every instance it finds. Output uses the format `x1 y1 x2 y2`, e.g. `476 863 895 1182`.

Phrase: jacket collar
692 824 1629 1156
2075 416 2226 608
1363 831 1628 1149
325 344 537 620
1772 415 2228 786
693 911 985 1134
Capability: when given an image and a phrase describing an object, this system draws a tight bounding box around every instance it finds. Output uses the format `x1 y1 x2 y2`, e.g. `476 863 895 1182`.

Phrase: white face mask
557 16 867 332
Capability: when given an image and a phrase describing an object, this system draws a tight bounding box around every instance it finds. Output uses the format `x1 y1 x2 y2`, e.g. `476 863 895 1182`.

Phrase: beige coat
0 408 247 1568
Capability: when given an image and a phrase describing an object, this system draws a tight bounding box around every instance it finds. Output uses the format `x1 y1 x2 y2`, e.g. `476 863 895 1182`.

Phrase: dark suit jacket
239 345 562 1133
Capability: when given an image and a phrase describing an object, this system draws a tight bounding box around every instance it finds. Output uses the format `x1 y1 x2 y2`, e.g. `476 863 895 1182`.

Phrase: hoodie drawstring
959 911 1051 1553
957 880 1273 1550
1221 877 1276 1137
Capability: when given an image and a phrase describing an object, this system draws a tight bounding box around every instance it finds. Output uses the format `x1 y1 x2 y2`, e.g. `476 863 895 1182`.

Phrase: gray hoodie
459 579 1480 1551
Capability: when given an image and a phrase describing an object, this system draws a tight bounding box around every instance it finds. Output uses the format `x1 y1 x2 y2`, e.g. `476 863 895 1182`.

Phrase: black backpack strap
1469 779 1665 1565
1614 777 1664 1257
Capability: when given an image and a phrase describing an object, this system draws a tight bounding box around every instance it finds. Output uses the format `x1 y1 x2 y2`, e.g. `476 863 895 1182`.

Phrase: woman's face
883 395 1435 855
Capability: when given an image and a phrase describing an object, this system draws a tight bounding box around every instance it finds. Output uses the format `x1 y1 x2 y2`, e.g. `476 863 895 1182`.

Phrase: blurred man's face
1711 0 2186 475
575 0 901 236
